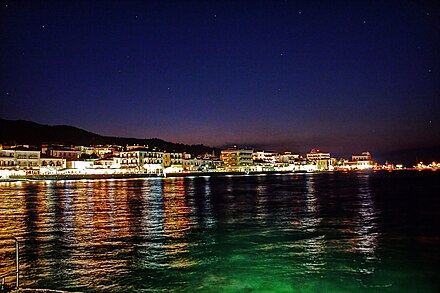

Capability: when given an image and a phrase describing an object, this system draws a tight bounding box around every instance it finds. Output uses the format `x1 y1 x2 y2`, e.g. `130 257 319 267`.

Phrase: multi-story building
346 152 374 170
352 152 372 161
120 148 164 174
163 152 183 167
0 149 15 168
0 147 41 169
316 157 336 171
93 158 117 168
1 146 67 170
15 148 41 168
120 150 140 169
142 150 164 174
278 152 300 164
253 150 279 163
181 157 219 172
40 156 66 168
221 147 253 171
306 149 331 162
182 158 203 171
49 148 81 161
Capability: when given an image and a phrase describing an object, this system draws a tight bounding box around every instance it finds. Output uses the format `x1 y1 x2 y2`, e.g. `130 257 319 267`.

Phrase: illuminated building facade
278 152 300 164
347 152 374 170
253 150 278 163
306 149 331 162
0 148 41 168
49 148 81 161
120 148 164 174
352 152 372 161
221 147 253 171
40 157 66 168
0 149 15 167
163 152 183 167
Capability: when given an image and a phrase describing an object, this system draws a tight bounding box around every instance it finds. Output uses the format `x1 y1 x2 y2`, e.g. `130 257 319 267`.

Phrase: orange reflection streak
0 182 27 237
47 179 142 288
1 181 64 287
0 182 28 285
162 178 195 268
0 180 145 288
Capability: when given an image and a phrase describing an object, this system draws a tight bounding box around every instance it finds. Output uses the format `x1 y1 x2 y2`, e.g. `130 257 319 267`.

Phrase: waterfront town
0 143 437 180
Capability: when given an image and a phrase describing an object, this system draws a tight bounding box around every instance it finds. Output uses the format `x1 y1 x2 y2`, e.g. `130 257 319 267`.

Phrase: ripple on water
0 173 439 292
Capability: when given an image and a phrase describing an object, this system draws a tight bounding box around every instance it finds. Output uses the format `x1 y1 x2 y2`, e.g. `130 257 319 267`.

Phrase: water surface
1 172 439 292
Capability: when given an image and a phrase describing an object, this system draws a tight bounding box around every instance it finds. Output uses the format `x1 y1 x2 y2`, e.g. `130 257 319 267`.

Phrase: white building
306 149 331 162
40 157 66 169
278 152 300 164
0 148 40 169
343 152 374 170
67 161 94 169
0 149 15 168
182 158 203 171
253 150 279 163
352 152 372 161
93 158 119 168
120 148 164 174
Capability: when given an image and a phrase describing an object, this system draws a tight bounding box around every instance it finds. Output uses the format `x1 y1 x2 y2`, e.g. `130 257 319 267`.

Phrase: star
135 15 139 19
428 69 432 73
42 25 46 29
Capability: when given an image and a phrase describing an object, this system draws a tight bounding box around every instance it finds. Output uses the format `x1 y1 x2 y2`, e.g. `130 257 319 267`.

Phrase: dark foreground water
0 172 439 292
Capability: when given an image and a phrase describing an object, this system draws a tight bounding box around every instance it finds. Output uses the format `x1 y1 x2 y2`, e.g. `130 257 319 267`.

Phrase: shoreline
2 173 157 182
2 171 293 181
1 169 432 182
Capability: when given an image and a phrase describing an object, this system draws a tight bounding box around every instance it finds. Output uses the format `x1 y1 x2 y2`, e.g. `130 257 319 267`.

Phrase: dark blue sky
1 0 439 155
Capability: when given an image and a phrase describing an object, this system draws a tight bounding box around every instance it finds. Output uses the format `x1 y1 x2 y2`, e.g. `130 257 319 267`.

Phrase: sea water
0 172 439 292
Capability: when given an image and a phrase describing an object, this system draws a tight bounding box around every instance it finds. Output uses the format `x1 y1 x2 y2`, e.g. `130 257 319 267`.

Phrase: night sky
1 0 439 156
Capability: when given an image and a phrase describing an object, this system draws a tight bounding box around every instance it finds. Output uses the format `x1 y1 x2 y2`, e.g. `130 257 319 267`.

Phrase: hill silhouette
0 118 219 156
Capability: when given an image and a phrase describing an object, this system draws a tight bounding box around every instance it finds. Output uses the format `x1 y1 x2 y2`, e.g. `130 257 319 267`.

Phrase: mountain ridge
0 118 219 156
1 118 438 165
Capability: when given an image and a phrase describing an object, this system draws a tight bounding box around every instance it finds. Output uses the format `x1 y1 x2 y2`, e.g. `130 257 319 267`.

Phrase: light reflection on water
0 173 439 292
